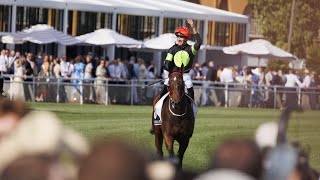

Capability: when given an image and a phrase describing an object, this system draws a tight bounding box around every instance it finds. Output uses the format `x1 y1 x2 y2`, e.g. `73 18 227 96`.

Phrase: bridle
168 71 186 116
168 72 185 103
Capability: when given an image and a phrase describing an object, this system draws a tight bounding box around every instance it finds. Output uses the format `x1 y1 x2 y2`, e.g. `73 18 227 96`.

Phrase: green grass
29 103 320 171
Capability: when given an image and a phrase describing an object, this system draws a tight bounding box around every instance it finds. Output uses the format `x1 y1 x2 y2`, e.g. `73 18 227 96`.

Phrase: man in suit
23 53 34 101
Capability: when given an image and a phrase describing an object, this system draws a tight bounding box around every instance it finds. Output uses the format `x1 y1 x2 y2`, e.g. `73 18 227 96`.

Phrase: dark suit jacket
25 60 34 82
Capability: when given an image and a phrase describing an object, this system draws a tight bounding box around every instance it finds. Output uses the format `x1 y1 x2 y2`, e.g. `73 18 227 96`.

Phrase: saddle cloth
154 92 198 126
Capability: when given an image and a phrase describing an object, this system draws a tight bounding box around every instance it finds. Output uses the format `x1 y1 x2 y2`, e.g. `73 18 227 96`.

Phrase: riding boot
187 87 194 101
154 85 168 121
159 85 168 99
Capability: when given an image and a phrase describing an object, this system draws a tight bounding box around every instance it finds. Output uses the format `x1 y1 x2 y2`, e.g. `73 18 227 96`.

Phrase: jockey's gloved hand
164 60 174 72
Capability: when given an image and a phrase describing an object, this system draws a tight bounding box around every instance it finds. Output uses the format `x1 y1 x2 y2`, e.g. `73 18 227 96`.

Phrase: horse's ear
181 64 185 74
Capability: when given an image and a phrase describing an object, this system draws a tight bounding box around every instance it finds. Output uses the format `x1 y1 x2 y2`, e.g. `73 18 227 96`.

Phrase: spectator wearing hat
251 68 262 107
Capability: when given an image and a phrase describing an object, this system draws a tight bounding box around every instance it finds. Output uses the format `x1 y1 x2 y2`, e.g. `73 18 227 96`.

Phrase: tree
305 43 320 72
250 0 320 58
267 60 289 72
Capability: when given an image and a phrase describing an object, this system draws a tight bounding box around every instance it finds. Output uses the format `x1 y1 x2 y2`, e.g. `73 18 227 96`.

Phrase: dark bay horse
151 67 194 168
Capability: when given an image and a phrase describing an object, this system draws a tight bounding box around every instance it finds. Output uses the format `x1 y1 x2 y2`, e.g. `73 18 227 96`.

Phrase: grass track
29 103 320 171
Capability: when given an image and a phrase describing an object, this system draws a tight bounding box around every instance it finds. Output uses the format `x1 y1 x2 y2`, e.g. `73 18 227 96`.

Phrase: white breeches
164 71 193 89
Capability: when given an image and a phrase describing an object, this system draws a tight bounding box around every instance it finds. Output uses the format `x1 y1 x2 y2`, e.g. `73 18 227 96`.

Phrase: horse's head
168 66 185 105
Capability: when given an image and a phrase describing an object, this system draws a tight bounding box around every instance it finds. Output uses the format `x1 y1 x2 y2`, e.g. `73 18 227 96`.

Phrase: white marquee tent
3 0 249 23
223 39 296 60
1 24 79 45
75 28 142 47
223 39 297 66
143 33 198 50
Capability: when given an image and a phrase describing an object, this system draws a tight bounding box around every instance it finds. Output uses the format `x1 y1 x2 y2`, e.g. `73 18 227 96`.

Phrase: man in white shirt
220 65 234 83
0 49 8 96
220 65 234 107
60 56 70 79
301 70 311 88
284 70 303 111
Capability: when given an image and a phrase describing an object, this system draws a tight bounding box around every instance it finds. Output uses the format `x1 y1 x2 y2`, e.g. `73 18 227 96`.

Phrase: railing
3 75 320 110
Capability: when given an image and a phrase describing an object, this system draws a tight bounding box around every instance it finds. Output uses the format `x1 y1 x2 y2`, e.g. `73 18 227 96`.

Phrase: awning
10 0 248 24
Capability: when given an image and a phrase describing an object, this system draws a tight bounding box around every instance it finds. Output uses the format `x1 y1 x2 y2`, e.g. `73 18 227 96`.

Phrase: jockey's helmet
175 27 190 39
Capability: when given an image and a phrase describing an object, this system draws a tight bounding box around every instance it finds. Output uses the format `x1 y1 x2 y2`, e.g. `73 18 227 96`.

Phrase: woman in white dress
11 58 25 101
95 59 107 104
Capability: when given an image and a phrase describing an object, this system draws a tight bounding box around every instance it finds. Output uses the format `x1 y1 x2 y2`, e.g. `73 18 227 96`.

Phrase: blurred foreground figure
195 169 255 180
79 140 149 180
262 144 297 180
1 155 66 180
0 110 89 180
209 139 262 179
0 99 30 140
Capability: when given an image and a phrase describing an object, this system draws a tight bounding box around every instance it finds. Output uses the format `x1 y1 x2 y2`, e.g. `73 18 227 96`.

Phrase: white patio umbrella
143 33 196 50
75 28 142 48
1 24 80 45
223 39 296 61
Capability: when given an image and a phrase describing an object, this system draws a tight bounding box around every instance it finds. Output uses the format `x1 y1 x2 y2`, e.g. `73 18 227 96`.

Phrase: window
68 10 112 36
117 14 158 40
16 7 63 31
207 21 246 46
0 5 12 32
163 18 204 40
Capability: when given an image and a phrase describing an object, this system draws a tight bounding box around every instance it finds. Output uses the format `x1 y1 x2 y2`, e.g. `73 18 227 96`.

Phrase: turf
29 103 320 171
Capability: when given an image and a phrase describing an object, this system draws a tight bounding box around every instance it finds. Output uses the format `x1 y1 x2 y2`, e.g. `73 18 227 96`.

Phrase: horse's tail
149 129 154 135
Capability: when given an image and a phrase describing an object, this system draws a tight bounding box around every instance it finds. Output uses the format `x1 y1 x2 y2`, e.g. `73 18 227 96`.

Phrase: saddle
154 93 198 126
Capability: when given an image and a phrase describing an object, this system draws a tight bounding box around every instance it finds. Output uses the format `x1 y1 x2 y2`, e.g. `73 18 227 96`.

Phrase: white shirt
285 73 302 87
0 55 8 72
301 75 311 88
265 72 273 86
60 61 69 77
220 68 234 83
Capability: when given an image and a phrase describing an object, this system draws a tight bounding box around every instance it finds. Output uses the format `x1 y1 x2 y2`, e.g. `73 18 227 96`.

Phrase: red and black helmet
175 26 190 38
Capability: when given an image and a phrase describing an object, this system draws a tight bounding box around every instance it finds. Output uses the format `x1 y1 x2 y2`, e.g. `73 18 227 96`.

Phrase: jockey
160 19 202 100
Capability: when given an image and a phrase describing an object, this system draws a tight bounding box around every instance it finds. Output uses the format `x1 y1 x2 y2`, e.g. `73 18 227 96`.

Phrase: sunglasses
176 34 186 38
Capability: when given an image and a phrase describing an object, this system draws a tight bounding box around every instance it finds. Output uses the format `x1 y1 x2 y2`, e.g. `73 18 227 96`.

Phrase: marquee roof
1 0 248 23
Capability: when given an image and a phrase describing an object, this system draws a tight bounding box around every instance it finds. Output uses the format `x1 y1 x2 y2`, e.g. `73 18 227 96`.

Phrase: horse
151 66 195 168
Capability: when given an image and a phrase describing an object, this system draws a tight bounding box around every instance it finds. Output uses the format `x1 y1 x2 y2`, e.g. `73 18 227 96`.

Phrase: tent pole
154 14 164 77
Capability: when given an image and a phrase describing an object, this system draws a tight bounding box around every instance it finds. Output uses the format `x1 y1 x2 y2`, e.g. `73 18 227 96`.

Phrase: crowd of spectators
0 98 318 180
0 49 157 104
188 61 320 110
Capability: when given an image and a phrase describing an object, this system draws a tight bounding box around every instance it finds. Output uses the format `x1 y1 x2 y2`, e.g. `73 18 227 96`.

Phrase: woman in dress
35 55 50 102
95 59 107 104
83 55 94 103
11 58 25 101
71 56 85 101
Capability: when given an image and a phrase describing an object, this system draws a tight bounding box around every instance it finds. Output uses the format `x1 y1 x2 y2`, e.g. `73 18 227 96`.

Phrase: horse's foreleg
154 126 163 159
177 139 190 169
163 134 175 158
